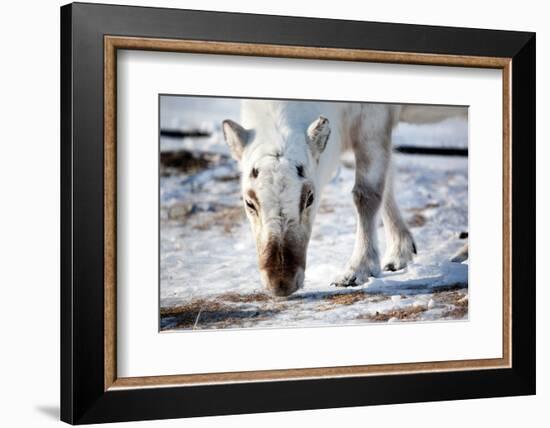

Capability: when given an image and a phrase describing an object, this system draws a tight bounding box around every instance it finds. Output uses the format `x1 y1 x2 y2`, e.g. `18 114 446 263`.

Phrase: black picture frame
61 2 535 424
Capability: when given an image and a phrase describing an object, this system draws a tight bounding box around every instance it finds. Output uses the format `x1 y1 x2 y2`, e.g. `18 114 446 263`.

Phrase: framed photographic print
60 2 536 424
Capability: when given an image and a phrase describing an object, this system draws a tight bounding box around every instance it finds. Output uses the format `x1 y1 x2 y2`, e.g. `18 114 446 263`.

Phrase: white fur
223 100 460 294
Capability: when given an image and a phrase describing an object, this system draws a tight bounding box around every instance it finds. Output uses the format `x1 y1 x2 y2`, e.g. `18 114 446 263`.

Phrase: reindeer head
222 115 330 297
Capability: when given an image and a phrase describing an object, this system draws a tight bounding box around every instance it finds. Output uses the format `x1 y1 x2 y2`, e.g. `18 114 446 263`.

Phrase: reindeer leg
331 131 389 287
381 167 417 271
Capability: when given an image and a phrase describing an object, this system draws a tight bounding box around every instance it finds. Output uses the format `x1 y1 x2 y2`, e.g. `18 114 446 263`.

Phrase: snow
159 96 468 331
393 117 468 148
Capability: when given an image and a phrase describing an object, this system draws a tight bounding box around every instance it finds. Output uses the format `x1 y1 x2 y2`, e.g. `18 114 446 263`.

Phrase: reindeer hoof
331 269 369 287
384 263 397 272
382 233 416 272
382 258 408 272
331 276 357 288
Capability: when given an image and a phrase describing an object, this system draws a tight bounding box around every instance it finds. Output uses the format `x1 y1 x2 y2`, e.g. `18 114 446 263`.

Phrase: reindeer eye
245 200 257 213
306 193 314 208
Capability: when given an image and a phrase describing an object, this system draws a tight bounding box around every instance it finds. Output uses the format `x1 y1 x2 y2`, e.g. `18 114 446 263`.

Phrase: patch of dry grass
352 289 468 323
433 290 468 306
160 299 227 329
161 287 468 330
361 305 427 322
407 202 440 214
405 202 441 228
407 213 427 228
160 150 212 176
324 292 368 305
317 291 389 311
318 203 335 214
214 173 239 182
160 292 288 330
218 292 272 303
434 290 468 319
160 299 225 317
192 206 244 234
440 306 468 319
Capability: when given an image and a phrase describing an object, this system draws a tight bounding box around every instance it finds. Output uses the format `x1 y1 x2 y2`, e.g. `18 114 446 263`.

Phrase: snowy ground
159 96 468 331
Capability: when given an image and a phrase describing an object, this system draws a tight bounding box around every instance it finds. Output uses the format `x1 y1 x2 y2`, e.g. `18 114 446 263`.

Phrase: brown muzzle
259 236 306 297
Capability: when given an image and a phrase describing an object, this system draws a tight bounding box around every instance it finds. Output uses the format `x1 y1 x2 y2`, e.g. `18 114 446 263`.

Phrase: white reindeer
223 100 465 297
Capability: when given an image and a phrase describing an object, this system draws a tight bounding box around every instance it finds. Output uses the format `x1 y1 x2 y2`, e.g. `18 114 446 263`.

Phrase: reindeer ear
222 119 251 161
306 116 330 159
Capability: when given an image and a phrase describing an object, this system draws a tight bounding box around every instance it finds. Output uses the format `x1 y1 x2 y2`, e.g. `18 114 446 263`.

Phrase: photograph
53 2 537 425
159 96 469 331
